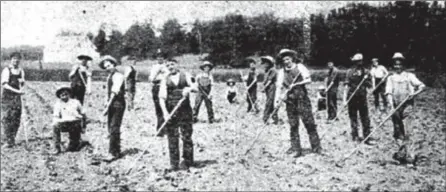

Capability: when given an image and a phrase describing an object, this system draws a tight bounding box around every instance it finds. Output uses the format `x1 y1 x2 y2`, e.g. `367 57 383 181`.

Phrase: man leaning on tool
275 49 322 158
386 52 425 165
159 58 198 171
343 53 376 145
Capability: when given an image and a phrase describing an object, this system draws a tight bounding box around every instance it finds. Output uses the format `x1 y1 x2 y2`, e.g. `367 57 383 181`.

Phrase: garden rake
125 97 186 175
335 94 415 168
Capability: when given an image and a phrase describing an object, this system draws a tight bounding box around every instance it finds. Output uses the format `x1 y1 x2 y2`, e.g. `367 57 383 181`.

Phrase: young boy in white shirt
226 79 238 104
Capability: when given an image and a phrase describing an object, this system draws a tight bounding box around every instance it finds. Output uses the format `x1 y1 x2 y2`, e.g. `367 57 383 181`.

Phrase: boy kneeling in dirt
52 87 86 154
159 58 198 171
386 52 425 164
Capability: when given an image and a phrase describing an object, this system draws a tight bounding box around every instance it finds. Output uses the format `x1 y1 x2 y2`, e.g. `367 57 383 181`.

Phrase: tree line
2 1 445 73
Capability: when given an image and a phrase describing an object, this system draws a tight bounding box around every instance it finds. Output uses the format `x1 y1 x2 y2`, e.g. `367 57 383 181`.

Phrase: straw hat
99 55 118 69
77 54 93 61
392 52 405 60
260 56 275 65
200 61 214 70
55 87 72 98
226 78 236 86
351 53 363 61
277 49 298 59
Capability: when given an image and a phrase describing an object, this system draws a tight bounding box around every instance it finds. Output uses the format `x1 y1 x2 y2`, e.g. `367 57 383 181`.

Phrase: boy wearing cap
193 61 215 123
325 61 340 120
243 58 259 113
51 87 86 154
149 50 168 136
159 58 198 170
260 56 279 124
275 49 322 157
370 58 389 113
1 52 25 148
226 79 238 104
344 53 375 144
99 55 126 160
386 52 425 164
69 54 92 105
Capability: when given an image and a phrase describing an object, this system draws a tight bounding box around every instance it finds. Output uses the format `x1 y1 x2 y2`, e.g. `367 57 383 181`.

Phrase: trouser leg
152 85 165 131
327 91 337 120
180 122 194 166
52 123 62 151
358 96 372 138
1 104 21 145
204 96 214 121
286 101 301 152
299 96 321 152
108 104 125 156
167 123 180 169
72 86 86 105
193 93 204 120
67 121 82 151
246 94 252 112
348 99 359 139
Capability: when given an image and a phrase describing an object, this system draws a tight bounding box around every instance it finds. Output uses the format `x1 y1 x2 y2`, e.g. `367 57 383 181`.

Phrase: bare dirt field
1 81 445 191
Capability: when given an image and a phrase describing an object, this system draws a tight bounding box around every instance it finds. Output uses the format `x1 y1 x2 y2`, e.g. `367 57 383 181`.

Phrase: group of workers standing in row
1 48 425 171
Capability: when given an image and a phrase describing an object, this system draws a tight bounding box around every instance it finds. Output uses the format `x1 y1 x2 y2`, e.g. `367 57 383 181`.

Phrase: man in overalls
275 49 322 157
385 52 425 164
159 58 198 171
243 57 259 114
260 56 279 125
148 50 168 137
69 54 92 105
193 61 215 123
343 53 375 145
99 55 126 161
325 61 340 121
1 52 25 149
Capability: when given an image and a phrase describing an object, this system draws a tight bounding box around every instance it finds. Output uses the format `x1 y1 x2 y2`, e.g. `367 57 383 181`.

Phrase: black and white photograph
1 1 445 191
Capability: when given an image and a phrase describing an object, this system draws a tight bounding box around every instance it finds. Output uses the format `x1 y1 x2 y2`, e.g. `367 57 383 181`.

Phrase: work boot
51 145 61 155
2 143 14 150
286 147 297 155
293 150 303 158
209 119 214 124
352 136 361 142
364 137 377 146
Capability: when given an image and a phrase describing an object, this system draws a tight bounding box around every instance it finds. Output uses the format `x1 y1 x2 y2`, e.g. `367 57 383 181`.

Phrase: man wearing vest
99 55 126 161
343 53 375 145
260 56 279 125
148 50 168 136
69 54 92 105
370 58 389 113
159 58 198 171
275 49 322 157
386 52 425 164
243 57 260 114
193 61 215 123
325 61 340 121
1 52 25 149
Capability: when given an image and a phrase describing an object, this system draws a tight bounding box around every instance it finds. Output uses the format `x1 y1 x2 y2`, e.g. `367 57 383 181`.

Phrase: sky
1 1 387 48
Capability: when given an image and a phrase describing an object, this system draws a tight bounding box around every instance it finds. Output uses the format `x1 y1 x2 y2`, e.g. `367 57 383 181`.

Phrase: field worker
226 79 238 104
260 56 279 125
193 61 215 124
116 58 137 111
148 50 169 136
243 57 260 113
159 58 198 171
325 61 340 120
99 55 126 161
386 52 425 164
51 87 86 154
275 49 322 157
343 53 375 145
1 52 25 149
69 54 92 105
370 58 389 112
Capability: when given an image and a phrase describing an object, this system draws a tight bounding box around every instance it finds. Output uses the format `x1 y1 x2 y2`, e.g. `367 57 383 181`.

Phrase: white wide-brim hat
351 53 363 61
392 52 405 60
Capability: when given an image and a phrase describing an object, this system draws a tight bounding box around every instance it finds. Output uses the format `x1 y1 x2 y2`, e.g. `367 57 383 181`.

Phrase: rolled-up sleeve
111 73 125 94
158 77 167 99
385 76 393 95
297 64 311 81
409 73 424 88
1 68 10 85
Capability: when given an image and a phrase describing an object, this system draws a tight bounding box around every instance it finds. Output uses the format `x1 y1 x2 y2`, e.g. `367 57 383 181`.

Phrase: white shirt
385 71 424 96
1 65 25 85
370 65 388 79
148 63 168 83
107 72 125 94
158 72 197 99
195 72 214 85
53 99 85 123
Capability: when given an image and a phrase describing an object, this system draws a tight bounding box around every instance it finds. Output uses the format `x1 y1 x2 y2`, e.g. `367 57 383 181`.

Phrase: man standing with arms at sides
343 53 375 145
69 54 92 105
1 52 25 149
325 61 340 121
123 57 138 111
370 58 389 114
148 49 168 137
260 56 279 125
386 52 425 165
99 55 126 161
193 61 215 124
275 49 322 158
159 58 198 171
